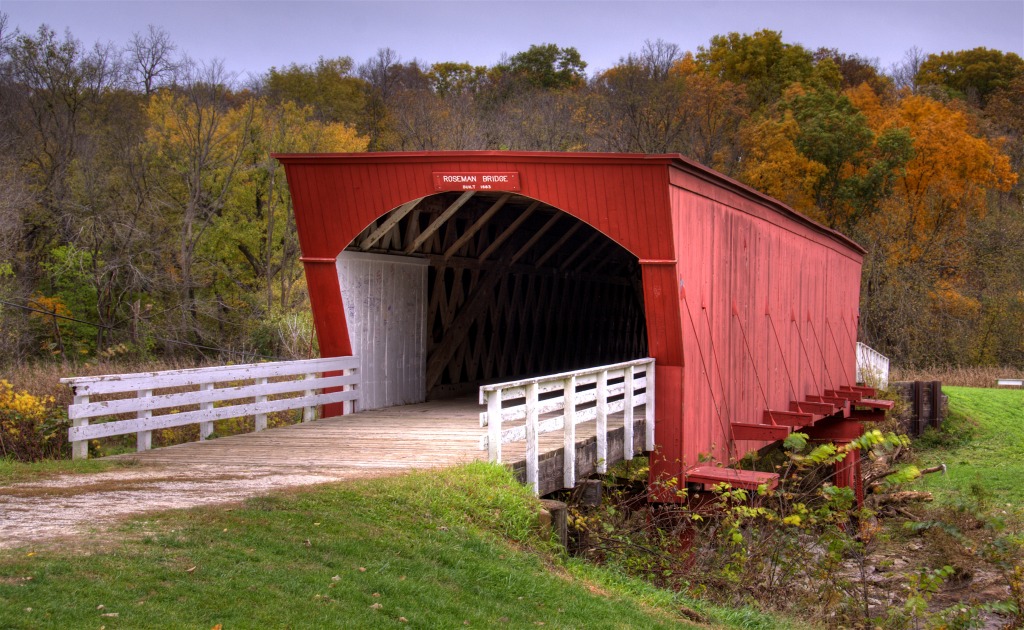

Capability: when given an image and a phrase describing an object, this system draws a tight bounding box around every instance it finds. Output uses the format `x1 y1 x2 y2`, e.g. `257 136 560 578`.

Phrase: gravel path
0 463 393 549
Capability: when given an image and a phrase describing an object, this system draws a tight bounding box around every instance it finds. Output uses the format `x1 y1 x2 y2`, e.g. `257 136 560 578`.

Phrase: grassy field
915 386 1024 508
0 462 788 629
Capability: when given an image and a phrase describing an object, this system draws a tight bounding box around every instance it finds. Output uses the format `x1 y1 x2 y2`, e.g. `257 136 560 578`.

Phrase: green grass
0 457 136 487
915 386 1024 508
0 462 789 629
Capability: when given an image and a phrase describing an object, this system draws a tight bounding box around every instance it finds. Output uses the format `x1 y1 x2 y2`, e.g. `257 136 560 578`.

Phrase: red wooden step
791 400 836 416
732 422 791 441
825 389 863 402
685 465 779 491
853 398 894 411
762 410 815 427
842 385 877 397
808 394 849 407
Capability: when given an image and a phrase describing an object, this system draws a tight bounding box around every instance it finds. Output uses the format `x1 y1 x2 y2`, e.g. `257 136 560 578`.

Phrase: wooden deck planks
112 398 647 495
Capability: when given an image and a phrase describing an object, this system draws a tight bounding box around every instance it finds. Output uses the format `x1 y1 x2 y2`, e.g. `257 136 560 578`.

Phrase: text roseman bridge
64 151 891 502
273 151 892 500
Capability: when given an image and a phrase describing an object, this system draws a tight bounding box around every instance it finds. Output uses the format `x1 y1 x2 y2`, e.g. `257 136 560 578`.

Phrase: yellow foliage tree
739 113 828 218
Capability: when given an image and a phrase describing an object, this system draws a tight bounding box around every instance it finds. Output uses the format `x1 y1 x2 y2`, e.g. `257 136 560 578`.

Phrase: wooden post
254 377 268 432
525 381 539 494
72 394 89 460
623 365 634 461
596 370 608 474
343 369 355 415
137 389 152 452
199 383 214 440
487 389 502 462
563 375 577 489
303 373 316 422
645 361 656 451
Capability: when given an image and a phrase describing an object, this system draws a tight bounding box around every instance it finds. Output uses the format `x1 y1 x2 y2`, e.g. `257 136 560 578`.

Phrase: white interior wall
337 251 428 410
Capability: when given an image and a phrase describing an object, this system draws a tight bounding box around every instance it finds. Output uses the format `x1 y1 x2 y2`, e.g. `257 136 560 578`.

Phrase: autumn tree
144 59 257 346
697 29 817 110
264 56 365 125
848 86 1018 363
494 43 587 91
917 47 1024 106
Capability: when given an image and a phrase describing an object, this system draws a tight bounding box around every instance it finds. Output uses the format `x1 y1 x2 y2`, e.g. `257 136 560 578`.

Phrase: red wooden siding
276 151 865 496
667 168 863 476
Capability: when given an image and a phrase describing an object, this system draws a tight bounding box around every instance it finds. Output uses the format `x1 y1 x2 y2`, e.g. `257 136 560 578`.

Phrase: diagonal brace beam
406 191 475 254
359 197 423 251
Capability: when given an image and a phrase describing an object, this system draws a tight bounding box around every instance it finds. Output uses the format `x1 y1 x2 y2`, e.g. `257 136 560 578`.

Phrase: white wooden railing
479 358 655 494
62 356 360 459
856 342 890 389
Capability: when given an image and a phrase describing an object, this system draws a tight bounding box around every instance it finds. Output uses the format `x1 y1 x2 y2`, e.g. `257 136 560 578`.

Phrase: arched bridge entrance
338 191 648 408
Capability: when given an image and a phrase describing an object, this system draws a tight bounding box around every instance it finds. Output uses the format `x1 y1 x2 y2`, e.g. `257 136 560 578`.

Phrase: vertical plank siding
668 170 864 476
337 252 428 410
277 152 865 498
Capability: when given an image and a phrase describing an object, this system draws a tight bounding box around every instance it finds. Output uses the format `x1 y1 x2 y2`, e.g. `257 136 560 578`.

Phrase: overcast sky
4 1 1023 80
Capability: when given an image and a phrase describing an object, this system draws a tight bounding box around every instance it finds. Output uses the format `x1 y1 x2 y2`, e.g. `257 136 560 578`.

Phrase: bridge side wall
666 167 864 475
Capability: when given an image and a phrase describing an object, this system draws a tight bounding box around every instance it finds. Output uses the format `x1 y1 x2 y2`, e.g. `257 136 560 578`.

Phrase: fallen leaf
185 566 197 574
370 603 383 610
314 522 321 526
212 625 223 630
399 617 408 623
26 552 35 557
304 539 311 547
372 593 381 598
24 608 31 613
97 605 105 610
222 528 227 532
100 613 119 618
399 575 406 581
331 575 341 582
358 567 367 572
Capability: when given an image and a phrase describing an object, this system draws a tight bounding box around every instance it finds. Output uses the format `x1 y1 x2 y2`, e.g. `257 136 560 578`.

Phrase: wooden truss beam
559 232 602 272
425 254 632 286
425 268 506 391
359 197 423 251
510 213 561 265
535 222 582 268
442 193 511 261
479 201 540 262
405 191 475 254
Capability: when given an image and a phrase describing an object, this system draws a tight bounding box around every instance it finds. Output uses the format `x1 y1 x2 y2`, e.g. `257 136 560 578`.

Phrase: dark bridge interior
348 191 648 398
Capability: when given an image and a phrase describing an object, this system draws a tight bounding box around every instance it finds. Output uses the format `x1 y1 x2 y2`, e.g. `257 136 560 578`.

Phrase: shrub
0 379 70 461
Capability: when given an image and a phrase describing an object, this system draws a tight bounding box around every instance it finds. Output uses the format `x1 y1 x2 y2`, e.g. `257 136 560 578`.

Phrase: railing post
596 370 608 474
137 389 152 452
487 389 502 462
525 381 540 494
303 373 316 422
343 369 356 415
563 375 577 489
645 361 656 451
623 365 634 461
254 377 268 432
72 394 89 460
199 383 214 440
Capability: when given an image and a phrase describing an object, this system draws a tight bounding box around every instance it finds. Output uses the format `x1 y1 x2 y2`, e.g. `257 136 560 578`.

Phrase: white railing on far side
479 358 655 495
856 342 890 389
62 356 360 459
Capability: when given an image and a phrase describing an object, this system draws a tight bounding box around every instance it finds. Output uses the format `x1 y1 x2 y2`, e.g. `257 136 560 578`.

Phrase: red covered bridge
275 151 891 499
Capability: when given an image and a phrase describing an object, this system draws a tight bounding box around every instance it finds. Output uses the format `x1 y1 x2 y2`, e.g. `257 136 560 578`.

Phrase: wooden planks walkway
116 397 649 496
